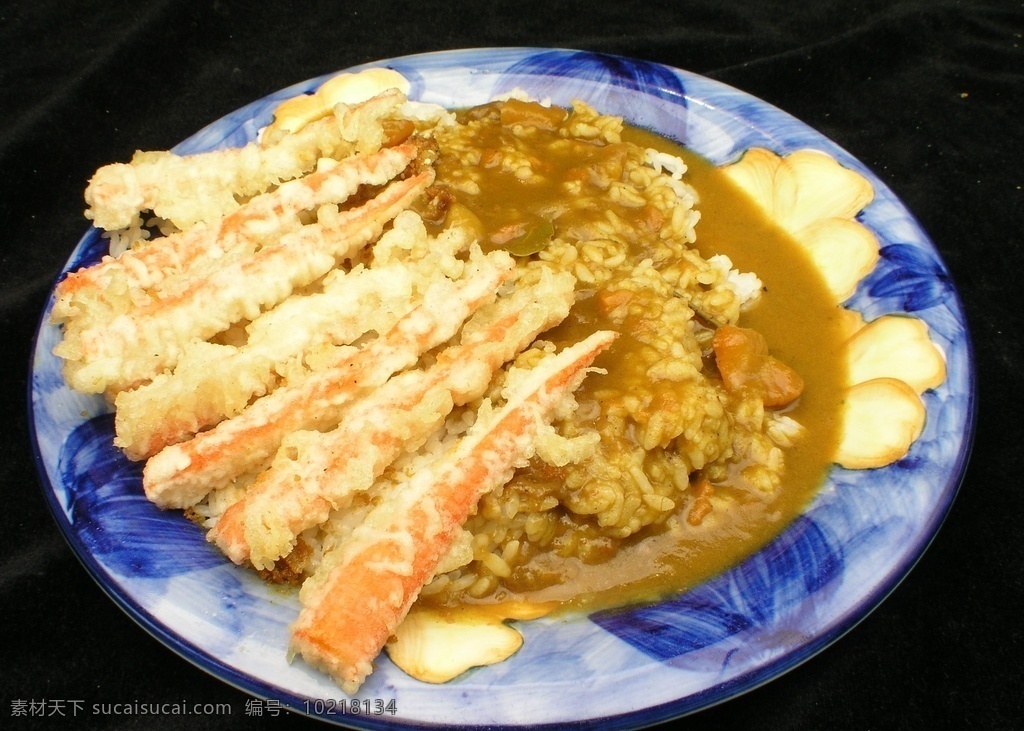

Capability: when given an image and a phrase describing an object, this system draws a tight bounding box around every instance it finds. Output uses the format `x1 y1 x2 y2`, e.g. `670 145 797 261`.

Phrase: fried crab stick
56 170 434 395
208 269 578 569
113 211 474 461
288 329 617 694
53 144 420 328
142 247 516 509
84 89 407 231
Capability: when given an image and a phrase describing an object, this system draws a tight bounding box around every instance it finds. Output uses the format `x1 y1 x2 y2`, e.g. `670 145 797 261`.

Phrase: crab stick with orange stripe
53 144 419 326
288 329 616 694
113 211 472 461
142 247 515 509
56 170 433 395
83 89 406 231
208 269 577 567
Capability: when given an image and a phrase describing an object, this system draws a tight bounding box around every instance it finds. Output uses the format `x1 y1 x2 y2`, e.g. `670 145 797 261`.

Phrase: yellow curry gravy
422 106 848 614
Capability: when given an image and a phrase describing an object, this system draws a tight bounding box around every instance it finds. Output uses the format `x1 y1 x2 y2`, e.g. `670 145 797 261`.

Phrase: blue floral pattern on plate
29 48 974 729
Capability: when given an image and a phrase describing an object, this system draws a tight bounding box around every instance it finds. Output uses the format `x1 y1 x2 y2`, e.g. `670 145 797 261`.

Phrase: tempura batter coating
84 90 406 231
113 210 473 460
289 330 616 694
208 268 577 567
56 171 433 395
142 246 515 509
55 144 419 328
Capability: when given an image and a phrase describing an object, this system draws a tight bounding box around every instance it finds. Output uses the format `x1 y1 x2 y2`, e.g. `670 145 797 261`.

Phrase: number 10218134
303 698 398 716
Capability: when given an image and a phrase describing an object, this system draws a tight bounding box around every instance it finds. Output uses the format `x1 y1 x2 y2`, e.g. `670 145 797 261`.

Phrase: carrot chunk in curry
712 324 805 408
499 98 569 130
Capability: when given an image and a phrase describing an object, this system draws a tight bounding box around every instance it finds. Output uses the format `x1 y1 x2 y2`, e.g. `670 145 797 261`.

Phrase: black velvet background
2 1 1022 728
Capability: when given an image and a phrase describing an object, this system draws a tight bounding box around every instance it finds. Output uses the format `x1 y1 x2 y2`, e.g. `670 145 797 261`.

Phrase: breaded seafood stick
288 329 617 694
142 248 516 510
56 170 434 395
208 269 578 568
53 144 419 326
113 212 473 461
85 89 406 231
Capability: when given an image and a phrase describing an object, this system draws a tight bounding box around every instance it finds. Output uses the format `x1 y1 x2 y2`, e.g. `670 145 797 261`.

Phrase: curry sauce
420 105 847 612
540 130 849 610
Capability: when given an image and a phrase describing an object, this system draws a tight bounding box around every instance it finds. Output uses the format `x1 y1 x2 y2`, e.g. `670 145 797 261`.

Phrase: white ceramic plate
30 48 974 729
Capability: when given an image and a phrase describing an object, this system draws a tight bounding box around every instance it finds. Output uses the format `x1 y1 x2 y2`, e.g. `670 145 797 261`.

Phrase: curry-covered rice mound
412 98 805 607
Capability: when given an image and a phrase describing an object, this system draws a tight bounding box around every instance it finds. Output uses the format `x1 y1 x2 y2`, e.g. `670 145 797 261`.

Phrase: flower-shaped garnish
722 148 878 303
387 605 549 683
263 67 410 139
834 314 946 468
722 147 946 469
